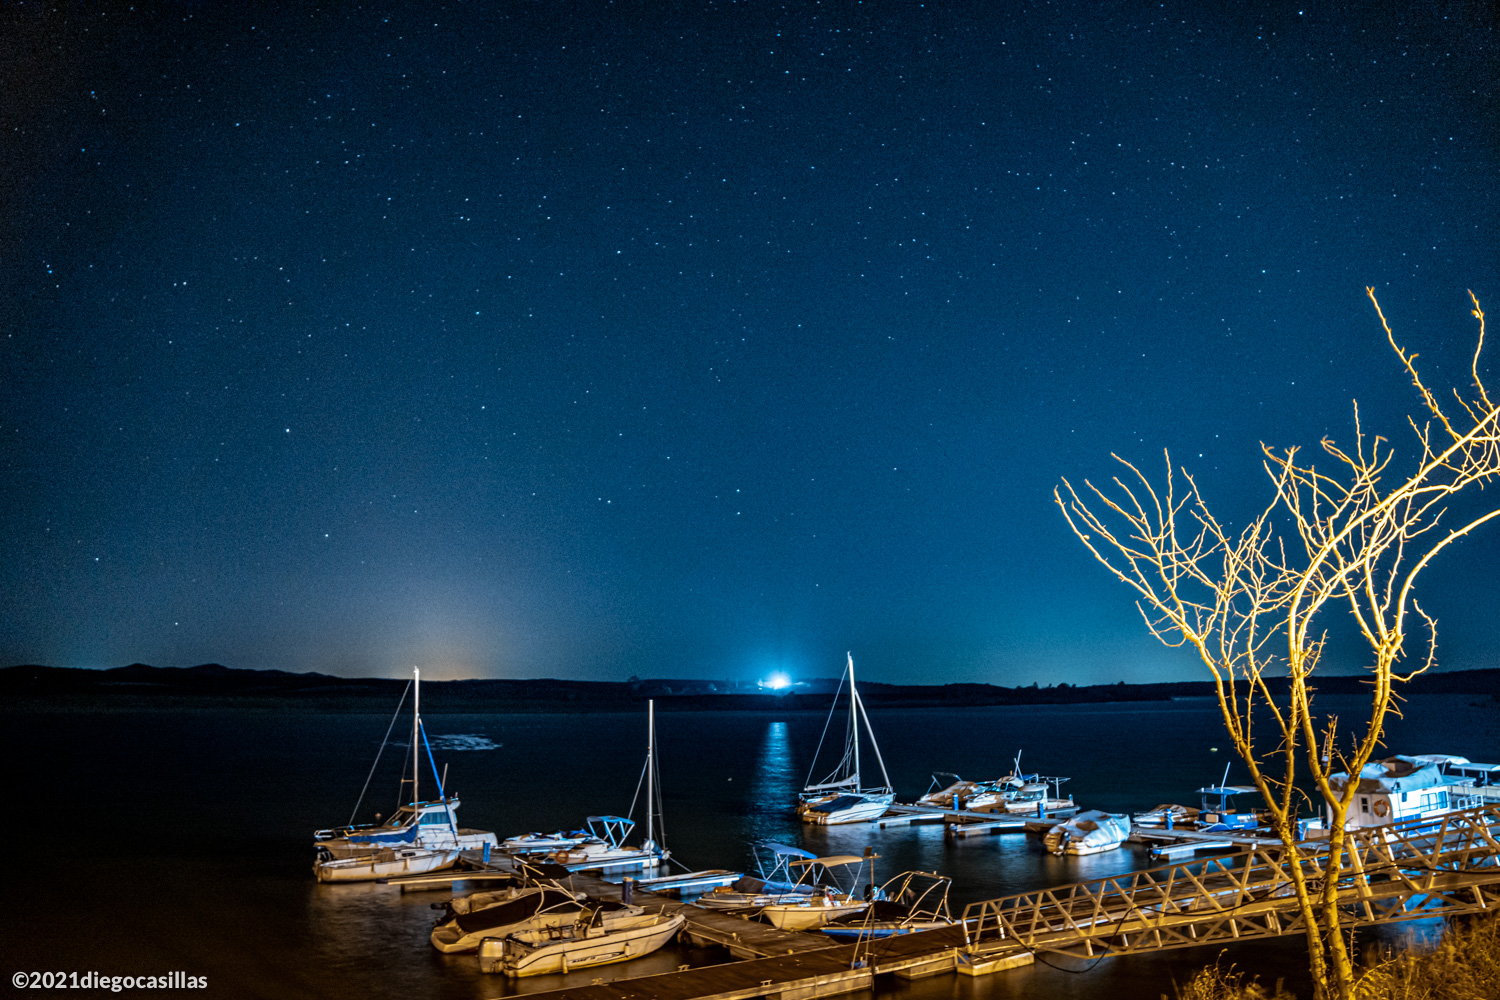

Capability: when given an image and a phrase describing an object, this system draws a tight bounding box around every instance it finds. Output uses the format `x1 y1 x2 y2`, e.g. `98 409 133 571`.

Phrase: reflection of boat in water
430 884 587 954
1044 810 1129 856
820 871 953 940
313 669 497 882
759 852 879 930
798 654 894 825
478 909 685 976
696 842 817 910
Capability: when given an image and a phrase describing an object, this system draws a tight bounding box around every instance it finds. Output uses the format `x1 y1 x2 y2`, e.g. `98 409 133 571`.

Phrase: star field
2 2 1497 683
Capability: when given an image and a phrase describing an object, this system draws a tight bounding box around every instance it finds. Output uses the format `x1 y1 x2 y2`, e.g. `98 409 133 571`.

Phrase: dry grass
1172 914 1500 1000
1173 960 1295 1000
1352 913 1500 1000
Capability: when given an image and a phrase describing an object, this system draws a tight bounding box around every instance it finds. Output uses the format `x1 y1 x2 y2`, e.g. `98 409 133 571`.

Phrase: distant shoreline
3 662 1496 713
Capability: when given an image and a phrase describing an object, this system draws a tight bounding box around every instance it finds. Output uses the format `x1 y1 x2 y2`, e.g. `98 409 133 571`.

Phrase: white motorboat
316 845 463 883
1000 775 1074 816
539 815 666 872
758 852 878 930
500 829 594 853
798 653 894 825
1044 810 1130 855
478 909 685 976
314 668 497 881
695 842 817 910
820 871 953 940
430 886 596 954
1133 803 1200 829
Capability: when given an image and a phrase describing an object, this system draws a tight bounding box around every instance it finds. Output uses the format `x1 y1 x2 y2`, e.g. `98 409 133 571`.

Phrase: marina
12 692 1500 1000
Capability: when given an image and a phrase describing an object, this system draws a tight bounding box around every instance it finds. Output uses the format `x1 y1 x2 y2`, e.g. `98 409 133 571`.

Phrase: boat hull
761 898 867 930
314 847 460 883
800 793 894 826
478 913 685 976
820 918 951 939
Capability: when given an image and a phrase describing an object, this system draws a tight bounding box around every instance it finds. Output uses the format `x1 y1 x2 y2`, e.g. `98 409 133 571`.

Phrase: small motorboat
500 830 594 853
758 852 879 930
1044 810 1130 856
696 842 817 910
534 815 668 873
1000 775 1075 816
315 845 462 883
430 886 596 954
1133 803 1200 829
798 654 895 825
820 871 953 940
477 909 685 976
916 774 981 809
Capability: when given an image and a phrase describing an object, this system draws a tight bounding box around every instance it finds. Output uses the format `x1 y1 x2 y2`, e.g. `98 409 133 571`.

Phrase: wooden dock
882 801 1078 839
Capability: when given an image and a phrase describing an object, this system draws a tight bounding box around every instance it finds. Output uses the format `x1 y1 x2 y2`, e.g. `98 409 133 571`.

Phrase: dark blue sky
3 2 1497 683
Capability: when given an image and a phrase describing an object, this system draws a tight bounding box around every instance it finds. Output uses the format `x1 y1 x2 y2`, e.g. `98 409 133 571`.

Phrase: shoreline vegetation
2 662 1496 713
1178 911 1500 1000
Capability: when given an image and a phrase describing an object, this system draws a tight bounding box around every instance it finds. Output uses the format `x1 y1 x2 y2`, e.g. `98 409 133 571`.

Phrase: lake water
4 694 1495 999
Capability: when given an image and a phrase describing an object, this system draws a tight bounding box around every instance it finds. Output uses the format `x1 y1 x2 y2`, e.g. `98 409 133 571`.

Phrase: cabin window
1439 791 1449 807
420 811 450 825
1360 796 1369 813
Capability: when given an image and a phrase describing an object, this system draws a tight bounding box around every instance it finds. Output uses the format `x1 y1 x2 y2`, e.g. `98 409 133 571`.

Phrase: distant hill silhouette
2 662 1495 712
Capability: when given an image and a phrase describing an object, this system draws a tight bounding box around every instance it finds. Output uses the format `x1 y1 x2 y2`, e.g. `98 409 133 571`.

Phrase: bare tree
1054 290 1498 1000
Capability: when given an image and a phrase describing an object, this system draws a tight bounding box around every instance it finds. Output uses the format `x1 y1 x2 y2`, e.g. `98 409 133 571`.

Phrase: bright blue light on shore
765 672 790 691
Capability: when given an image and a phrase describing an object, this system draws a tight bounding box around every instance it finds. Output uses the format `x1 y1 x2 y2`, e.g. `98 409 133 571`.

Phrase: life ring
1373 800 1389 817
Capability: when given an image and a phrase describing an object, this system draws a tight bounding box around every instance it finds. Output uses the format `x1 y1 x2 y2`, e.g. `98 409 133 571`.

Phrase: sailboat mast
412 667 420 806
646 699 655 845
848 652 860 790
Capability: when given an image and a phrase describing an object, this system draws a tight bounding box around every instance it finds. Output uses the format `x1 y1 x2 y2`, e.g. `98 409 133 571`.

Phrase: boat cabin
1196 785 1260 831
1325 755 1469 831
1437 761 1500 804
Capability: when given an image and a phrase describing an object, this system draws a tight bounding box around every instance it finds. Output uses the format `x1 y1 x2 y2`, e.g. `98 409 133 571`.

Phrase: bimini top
1329 755 1457 794
757 842 816 859
1196 785 1259 797
789 854 880 868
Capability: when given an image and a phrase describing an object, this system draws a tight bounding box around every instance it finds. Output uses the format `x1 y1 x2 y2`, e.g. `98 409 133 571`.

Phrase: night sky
4 3 1497 684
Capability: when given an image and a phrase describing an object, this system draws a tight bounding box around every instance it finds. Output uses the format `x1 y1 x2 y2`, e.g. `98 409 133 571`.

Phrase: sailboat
797 653 894 825
313 668 498 882
531 701 670 872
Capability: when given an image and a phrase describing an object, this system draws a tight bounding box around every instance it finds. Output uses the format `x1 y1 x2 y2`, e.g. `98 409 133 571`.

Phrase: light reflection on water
4 695 1495 999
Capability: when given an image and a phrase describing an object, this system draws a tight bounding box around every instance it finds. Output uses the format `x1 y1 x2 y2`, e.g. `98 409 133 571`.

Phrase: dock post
483 842 491 862
622 876 634 904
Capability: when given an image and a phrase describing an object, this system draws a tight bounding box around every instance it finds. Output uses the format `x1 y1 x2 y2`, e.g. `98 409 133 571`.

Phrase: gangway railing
960 804 1500 961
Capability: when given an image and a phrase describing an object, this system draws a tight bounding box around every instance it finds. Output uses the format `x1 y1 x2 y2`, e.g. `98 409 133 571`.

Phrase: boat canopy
586 816 635 846
789 853 880 868
758 842 815 858
1330 755 1457 793
1196 785 1259 796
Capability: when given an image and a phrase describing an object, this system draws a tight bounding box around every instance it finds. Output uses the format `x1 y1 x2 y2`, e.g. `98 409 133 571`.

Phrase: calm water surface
4 695 1495 999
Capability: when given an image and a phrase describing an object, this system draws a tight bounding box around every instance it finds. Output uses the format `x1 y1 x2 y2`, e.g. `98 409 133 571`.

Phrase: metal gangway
961 804 1500 962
